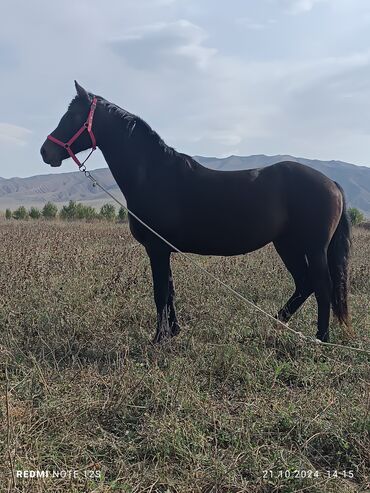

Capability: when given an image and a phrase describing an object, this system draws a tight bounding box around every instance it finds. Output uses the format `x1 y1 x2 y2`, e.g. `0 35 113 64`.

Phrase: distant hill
0 168 125 211
1 155 369 216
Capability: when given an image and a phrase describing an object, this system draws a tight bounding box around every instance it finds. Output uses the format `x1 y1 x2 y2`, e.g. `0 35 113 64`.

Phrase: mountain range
0 155 369 216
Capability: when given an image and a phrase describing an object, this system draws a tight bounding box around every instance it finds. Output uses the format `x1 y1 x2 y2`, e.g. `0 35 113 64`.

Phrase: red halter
47 97 98 168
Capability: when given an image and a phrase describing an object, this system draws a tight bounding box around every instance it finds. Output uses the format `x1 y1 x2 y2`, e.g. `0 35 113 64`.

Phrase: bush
29 207 41 219
60 201 98 221
42 202 58 220
348 207 365 226
118 206 128 222
83 206 99 221
60 201 77 220
5 209 12 220
13 206 28 220
100 203 116 221
76 203 98 221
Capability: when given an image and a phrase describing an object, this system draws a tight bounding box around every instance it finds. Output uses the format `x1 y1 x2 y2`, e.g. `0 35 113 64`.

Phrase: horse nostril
41 146 46 157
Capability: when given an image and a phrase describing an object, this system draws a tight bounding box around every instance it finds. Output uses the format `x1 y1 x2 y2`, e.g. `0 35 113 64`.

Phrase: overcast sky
1 0 370 178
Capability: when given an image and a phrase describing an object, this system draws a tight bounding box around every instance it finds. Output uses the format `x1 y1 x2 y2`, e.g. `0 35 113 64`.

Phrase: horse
41 81 351 344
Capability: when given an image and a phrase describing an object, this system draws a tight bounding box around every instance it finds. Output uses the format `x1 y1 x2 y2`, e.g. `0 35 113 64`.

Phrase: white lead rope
82 168 370 356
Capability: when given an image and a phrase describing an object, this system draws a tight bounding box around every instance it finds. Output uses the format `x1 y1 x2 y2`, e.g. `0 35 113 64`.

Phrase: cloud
109 20 217 71
236 17 276 30
0 123 32 146
284 0 327 14
279 52 370 134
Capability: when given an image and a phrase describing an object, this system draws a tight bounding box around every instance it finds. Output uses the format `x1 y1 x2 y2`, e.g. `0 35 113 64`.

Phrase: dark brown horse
40 82 351 343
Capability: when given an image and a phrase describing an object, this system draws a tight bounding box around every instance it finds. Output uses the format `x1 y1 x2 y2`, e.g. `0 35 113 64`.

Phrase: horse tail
327 182 352 332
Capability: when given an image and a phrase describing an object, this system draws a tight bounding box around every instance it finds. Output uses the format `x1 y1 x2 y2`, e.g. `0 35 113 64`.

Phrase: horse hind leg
307 249 332 342
274 238 313 324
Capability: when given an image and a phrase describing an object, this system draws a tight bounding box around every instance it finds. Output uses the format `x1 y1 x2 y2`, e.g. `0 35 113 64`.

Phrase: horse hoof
171 322 181 337
153 327 172 344
316 332 329 343
152 334 162 344
152 331 166 344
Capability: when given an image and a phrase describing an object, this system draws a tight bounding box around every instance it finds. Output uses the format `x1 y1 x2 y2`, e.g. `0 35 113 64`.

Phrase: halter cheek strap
47 97 98 168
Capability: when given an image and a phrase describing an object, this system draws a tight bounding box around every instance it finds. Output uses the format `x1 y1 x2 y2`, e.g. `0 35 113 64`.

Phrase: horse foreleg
167 265 181 336
147 248 171 343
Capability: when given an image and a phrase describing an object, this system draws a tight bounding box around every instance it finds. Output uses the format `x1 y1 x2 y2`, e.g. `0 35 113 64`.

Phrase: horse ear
74 80 90 102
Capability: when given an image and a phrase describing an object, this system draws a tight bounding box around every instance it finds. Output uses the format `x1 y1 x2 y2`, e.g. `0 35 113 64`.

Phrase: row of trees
5 201 128 222
4 202 366 225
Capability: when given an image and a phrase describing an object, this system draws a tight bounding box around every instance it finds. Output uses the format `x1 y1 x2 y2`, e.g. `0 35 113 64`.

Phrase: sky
1 0 370 178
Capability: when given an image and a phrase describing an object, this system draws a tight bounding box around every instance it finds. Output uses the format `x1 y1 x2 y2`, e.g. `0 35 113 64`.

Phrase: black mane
71 94 188 162
103 97 181 160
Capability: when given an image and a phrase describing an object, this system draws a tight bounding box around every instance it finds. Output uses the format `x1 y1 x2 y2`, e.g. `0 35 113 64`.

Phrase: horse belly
177 211 284 256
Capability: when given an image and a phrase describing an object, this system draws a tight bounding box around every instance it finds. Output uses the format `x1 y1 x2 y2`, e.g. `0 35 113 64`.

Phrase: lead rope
80 167 370 356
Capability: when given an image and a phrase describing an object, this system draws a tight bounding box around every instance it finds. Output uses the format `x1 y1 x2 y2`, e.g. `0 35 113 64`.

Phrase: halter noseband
47 97 98 168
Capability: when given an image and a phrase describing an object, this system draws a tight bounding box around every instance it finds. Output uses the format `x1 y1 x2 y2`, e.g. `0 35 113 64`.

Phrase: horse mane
70 93 196 167
100 97 181 160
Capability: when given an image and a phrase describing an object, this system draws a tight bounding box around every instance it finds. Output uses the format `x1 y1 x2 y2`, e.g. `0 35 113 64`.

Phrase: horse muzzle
40 143 62 167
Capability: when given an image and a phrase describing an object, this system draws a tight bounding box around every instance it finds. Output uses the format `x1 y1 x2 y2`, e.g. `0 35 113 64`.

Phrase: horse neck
94 110 150 198
94 106 193 201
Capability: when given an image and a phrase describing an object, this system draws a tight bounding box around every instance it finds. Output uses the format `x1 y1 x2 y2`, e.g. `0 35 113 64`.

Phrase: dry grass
0 220 369 493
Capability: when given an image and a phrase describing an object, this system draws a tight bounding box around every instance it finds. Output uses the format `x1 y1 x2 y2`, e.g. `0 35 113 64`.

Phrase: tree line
4 202 366 226
5 201 128 222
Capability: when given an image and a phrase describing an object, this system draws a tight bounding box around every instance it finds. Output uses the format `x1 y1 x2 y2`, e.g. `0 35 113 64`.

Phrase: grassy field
0 220 369 493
